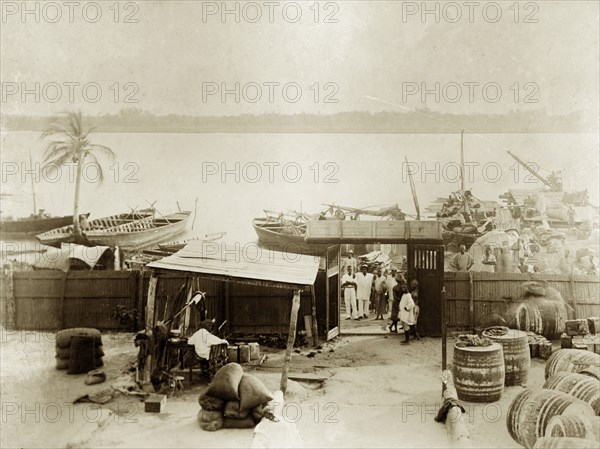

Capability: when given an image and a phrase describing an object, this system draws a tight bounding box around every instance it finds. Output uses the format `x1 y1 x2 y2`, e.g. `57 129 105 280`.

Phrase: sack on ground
56 328 102 349
223 401 250 419
56 345 104 360
239 374 273 410
55 357 69 370
198 392 225 411
197 409 223 431
67 336 96 375
222 416 256 429
205 363 243 401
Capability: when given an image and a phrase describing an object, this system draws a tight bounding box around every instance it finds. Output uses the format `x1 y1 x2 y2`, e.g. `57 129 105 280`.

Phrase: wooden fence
0 269 314 333
444 272 600 331
1 269 598 333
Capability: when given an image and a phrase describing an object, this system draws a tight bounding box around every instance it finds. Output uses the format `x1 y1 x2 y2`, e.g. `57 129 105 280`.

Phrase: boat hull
252 221 330 256
0 214 88 237
37 212 191 251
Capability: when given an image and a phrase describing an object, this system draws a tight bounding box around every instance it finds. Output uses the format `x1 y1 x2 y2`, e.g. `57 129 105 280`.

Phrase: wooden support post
443 376 472 448
468 271 474 333
182 277 194 335
311 286 319 347
3 262 16 329
441 286 447 372
142 273 158 385
145 273 158 332
280 290 301 395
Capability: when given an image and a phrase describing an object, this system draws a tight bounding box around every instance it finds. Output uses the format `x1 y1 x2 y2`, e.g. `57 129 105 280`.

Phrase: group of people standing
340 252 421 344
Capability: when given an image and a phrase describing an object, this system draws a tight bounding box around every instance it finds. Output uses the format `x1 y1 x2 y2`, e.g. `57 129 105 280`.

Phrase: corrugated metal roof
147 241 320 288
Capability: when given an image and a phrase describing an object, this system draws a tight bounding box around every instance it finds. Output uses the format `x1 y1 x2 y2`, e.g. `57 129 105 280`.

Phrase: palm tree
42 111 115 239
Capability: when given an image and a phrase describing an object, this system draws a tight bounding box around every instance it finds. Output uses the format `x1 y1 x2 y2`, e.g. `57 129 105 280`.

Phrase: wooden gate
325 246 340 340
408 244 445 337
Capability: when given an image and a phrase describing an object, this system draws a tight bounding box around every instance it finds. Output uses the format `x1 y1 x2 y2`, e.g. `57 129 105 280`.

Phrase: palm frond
43 152 73 175
88 144 116 160
43 144 72 164
86 153 105 184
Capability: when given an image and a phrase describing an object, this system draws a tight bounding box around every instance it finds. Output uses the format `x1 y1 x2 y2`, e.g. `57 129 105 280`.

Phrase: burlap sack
197 409 223 432
222 416 256 429
205 363 243 401
67 336 96 375
55 328 102 349
223 401 250 419
238 374 273 410
198 392 225 411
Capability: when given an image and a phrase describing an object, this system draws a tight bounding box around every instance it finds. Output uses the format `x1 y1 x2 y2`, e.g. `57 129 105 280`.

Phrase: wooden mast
405 156 420 220
29 148 37 217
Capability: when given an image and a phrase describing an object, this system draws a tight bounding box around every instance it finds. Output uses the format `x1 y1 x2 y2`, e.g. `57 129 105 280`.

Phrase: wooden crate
565 319 589 336
587 317 600 334
145 394 167 413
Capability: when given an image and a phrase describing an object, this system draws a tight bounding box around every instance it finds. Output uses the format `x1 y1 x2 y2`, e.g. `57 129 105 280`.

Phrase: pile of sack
55 328 104 374
197 363 274 431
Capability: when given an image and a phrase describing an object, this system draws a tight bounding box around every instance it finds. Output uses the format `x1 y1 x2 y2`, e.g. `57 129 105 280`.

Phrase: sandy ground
1 326 549 449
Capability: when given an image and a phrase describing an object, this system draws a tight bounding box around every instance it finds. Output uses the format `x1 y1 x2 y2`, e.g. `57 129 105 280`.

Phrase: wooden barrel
505 300 567 339
543 372 600 416
579 367 600 381
547 415 599 441
452 343 505 403
545 350 600 380
533 437 599 449
506 388 595 449
483 327 530 386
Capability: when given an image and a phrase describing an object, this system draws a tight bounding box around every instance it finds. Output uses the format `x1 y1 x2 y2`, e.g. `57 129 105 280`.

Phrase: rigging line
363 95 528 155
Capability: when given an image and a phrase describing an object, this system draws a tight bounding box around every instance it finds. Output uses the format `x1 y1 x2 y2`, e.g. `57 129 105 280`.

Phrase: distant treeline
1 109 594 133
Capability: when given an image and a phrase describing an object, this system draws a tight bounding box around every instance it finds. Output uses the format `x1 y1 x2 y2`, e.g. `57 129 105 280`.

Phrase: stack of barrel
506 349 600 448
55 328 104 374
504 282 568 340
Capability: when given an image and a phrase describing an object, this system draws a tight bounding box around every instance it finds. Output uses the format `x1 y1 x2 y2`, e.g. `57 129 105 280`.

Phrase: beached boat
1 213 89 238
157 232 226 252
252 216 319 255
36 210 191 250
252 205 407 255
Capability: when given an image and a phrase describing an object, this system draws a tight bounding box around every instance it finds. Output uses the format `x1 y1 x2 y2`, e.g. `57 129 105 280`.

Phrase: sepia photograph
1 1 599 447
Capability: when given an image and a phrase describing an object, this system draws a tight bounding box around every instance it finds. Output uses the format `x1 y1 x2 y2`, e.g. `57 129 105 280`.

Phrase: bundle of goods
506 388 595 449
454 334 493 348
526 332 553 359
545 349 600 380
504 281 569 340
196 363 275 432
55 328 104 374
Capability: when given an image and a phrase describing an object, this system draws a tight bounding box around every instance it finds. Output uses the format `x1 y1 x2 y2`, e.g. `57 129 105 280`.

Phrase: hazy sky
1 0 599 117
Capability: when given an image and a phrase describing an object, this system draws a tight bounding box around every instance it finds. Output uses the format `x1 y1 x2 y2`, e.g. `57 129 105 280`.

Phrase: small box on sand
145 394 167 413
560 334 572 349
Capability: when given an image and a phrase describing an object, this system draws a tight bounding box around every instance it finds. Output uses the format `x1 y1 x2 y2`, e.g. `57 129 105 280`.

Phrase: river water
1 131 598 248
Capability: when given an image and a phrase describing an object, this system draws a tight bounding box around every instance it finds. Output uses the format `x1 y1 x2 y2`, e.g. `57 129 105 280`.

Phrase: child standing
399 284 416 344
